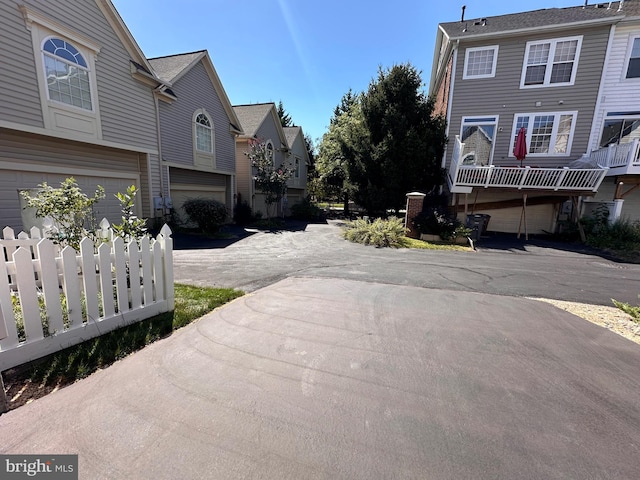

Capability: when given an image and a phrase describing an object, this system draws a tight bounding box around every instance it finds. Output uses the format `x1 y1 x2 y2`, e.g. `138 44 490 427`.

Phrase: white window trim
623 35 640 81
520 36 583 89
294 157 301 179
21 6 102 139
460 116 499 165
192 108 216 170
599 111 640 147
509 111 578 157
462 45 499 80
265 139 275 165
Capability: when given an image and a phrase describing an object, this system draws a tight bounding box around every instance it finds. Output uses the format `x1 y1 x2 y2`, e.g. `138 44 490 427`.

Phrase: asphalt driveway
2 221 640 479
173 220 640 305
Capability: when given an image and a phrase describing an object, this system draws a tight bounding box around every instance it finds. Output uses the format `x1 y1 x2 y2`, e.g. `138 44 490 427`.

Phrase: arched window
265 140 274 163
43 37 92 110
195 112 213 153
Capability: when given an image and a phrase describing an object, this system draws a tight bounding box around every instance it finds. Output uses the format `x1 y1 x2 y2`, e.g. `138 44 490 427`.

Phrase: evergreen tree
277 100 293 127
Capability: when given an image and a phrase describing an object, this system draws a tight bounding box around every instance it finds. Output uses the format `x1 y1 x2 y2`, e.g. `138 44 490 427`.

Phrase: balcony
587 139 640 176
448 136 608 194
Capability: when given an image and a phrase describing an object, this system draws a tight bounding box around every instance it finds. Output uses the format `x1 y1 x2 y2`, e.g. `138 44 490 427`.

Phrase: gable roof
148 51 205 84
233 103 274 137
284 126 311 165
148 50 243 133
233 103 289 148
283 126 301 147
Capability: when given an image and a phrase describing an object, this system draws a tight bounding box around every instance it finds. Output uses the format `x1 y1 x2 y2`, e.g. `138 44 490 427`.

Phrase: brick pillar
405 192 426 239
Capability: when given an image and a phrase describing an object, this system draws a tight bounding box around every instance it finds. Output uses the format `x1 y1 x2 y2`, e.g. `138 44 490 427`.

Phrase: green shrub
290 197 325 221
412 208 471 241
580 204 640 253
111 185 147 241
612 298 640 321
20 177 105 250
233 200 254 226
342 216 407 247
182 198 228 234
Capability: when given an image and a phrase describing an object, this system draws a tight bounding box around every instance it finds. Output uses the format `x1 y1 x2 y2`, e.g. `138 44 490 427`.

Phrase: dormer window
43 37 93 111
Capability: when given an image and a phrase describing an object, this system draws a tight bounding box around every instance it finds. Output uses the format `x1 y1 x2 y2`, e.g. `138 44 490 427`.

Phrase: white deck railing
448 136 608 193
0 223 174 372
587 139 640 174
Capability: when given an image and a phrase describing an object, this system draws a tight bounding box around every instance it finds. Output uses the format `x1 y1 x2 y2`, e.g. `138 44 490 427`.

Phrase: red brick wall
404 194 425 238
433 55 453 119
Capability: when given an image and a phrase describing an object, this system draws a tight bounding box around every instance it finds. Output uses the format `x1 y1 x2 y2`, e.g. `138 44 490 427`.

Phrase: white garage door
5 170 139 231
170 185 226 227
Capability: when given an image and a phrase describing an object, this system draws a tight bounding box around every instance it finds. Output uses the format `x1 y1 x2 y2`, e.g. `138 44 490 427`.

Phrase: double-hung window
460 116 499 165
521 36 582 88
511 112 577 156
463 46 499 79
625 37 640 79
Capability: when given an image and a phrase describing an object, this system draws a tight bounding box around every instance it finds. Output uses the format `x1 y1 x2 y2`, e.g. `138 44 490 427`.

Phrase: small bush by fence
0 222 174 373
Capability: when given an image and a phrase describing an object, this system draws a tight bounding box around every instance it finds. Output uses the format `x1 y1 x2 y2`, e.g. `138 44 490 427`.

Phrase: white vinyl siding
521 36 582 88
510 112 577 157
589 25 640 153
463 46 498 79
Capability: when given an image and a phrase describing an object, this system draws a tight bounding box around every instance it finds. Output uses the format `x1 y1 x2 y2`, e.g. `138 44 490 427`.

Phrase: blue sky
112 0 577 145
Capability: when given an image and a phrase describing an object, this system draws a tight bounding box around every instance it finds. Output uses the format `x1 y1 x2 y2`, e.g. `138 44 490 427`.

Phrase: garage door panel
170 187 226 227
0 170 139 231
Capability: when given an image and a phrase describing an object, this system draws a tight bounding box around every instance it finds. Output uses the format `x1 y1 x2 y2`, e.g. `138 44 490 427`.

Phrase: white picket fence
0 223 174 372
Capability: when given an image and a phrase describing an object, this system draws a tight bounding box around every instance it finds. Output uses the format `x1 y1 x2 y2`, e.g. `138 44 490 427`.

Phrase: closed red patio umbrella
514 127 527 167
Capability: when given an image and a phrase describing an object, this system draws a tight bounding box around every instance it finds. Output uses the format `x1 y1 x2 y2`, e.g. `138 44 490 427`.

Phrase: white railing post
631 139 640 166
484 165 494 188
592 169 608 191
449 136 464 189
159 225 174 311
518 167 531 189
554 167 569 191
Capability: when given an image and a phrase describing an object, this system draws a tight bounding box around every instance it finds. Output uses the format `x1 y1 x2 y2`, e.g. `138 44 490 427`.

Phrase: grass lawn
1 283 244 411
398 236 472 251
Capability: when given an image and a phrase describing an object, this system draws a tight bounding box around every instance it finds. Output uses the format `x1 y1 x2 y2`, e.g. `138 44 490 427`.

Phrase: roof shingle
440 1 640 39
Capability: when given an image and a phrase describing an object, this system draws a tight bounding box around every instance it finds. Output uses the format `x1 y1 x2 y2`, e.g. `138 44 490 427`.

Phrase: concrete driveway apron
2 276 640 479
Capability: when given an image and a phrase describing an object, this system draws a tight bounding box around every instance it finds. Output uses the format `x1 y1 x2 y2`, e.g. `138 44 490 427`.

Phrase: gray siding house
283 126 310 212
0 0 169 231
233 103 292 218
148 51 243 224
428 2 640 234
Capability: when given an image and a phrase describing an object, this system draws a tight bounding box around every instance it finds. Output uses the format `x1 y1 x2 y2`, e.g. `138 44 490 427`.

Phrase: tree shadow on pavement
476 232 637 264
